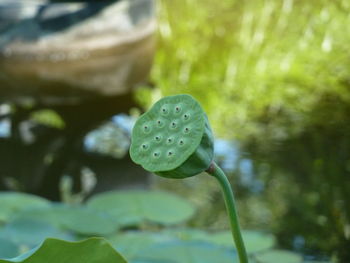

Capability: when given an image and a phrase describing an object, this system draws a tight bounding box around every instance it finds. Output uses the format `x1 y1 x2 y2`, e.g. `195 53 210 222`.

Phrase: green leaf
254 249 303 263
209 230 276 253
54 206 118 236
13 205 118 236
0 238 19 259
0 192 50 222
87 190 195 226
3 218 70 247
160 229 276 254
0 238 127 263
135 241 238 263
162 228 209 242
109 231 174 261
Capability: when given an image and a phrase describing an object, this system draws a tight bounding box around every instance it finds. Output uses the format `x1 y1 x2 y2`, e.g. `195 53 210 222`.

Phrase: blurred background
0 0 349 262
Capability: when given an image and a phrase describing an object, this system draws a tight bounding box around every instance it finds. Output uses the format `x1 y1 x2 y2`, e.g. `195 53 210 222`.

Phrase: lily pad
0 238 127 263
160 229 276 254
134 241 238 263
209 230 276 253
13 205 118 236
162 228 209 242
109 231 174 261
57 206 118 235
254 249 303 263
3 218 70 247
10 207 62 227
0 238 19 259
87 190 195 226
0 192 50 222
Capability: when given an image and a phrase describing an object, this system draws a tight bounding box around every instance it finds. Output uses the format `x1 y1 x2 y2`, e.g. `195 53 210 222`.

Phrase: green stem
207 162 248 263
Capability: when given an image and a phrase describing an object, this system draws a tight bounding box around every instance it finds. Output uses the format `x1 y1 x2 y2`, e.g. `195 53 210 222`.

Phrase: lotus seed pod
130 94 214 178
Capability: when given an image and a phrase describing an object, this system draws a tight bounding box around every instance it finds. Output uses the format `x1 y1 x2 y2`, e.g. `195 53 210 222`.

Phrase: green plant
136 1 350 260
130 94 213 179
0 191 323 262
130 94 248 263
0 238 126 263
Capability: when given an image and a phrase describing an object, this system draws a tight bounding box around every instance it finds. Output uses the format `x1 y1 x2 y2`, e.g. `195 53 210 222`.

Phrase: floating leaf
254 249 303 263
160 229 275 254
109 231 174 261
303 261 333 263
87 190 195 226
135 241 237 263
13 204 118 236
0 192 50 222
162 228 209 242
209 230 276 253
10 206 62 227
3 218 70 247
56 206 118 236
0 238 127 263
0 238 19 259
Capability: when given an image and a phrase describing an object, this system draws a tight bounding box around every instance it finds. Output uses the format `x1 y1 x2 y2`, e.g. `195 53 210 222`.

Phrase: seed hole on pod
167 151 173 156
175 106 181 113
167 138 173 143
179 139 184 145
141 144 148 150
156 119 165 128
143 125 151 133
171 122 177 128
184 127 190 133
161 107 169 115
183 114 190 120
153 152 160 157
155 136 161 141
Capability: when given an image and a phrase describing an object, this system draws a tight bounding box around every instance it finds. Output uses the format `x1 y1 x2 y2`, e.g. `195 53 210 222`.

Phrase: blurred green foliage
143 0 350 141
30 109 65 130
136 0 350 261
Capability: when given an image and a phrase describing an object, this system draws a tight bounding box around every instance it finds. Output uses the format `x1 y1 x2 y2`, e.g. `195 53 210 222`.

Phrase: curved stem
206 162 248 263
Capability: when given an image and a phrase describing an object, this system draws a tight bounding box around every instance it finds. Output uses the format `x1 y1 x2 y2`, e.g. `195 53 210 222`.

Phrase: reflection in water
0 0 156 200
0 119 10 138
0 0 156 103
84 114 134 159
0 95 151 200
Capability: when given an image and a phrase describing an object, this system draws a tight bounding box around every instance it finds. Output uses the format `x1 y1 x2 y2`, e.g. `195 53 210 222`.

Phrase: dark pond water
0 0 156 199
